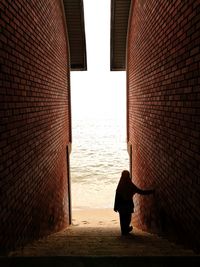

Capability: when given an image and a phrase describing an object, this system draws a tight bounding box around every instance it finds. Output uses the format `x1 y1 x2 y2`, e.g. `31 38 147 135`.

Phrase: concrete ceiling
63 0 87 71
110 0 131 71
63 0 131 71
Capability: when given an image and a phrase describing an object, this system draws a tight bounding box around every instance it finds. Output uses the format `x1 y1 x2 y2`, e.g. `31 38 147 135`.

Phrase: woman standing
114 170 155 235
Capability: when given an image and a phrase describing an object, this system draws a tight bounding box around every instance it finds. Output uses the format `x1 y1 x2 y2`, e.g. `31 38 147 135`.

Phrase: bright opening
70 0 129 218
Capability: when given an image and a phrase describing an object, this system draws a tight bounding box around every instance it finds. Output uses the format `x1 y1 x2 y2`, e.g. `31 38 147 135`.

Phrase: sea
70 116 130 210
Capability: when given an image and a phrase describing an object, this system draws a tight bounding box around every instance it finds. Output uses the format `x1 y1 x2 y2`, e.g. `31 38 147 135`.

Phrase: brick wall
0 0 71 252
127 0 200 251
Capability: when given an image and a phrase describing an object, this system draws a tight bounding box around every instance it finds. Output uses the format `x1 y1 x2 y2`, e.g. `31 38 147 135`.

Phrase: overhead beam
110 0 131 71
63 0 87 71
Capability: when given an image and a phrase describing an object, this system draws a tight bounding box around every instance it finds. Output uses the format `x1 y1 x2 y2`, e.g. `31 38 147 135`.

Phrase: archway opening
70 0 129 226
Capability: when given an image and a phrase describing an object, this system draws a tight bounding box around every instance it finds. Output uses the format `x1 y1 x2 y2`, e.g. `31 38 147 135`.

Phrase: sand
71 208 119 228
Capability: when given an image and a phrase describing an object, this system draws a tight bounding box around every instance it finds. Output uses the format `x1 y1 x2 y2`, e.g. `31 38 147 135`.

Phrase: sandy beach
72 208 120 228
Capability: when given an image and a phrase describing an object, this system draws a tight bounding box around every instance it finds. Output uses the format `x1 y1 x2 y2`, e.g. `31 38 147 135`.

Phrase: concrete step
1 255 200 267
4 225 199 266
8 226 196 257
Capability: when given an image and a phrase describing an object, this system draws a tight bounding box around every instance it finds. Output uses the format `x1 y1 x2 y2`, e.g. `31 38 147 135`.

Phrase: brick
0 0 71 252
190 46 200 56
127 0 200 252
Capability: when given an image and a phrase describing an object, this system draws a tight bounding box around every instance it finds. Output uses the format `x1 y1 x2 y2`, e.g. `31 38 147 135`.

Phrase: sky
70 0 126 120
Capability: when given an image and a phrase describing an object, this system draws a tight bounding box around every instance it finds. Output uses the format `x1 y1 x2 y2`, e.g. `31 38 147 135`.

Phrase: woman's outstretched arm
133 184 155 195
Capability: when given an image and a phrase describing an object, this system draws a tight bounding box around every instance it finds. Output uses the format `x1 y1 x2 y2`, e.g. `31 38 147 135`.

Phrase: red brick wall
127 0 200 251
0 0 71 252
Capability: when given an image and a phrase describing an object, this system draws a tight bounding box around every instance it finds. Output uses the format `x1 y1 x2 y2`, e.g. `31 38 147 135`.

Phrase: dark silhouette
114 170 154 235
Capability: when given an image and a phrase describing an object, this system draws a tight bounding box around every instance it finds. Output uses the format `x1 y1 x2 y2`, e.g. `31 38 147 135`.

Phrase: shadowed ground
2 209 199 266
8 226 196 257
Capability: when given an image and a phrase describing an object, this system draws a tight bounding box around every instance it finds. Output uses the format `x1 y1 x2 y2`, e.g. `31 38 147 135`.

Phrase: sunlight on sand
72 208 119 228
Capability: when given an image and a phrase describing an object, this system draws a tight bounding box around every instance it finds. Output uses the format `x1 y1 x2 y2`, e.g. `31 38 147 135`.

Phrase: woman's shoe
128 226 133 232
121 226 133 235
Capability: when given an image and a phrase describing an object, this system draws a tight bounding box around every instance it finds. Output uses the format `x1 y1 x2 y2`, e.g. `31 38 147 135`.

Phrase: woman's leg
119 212 132 235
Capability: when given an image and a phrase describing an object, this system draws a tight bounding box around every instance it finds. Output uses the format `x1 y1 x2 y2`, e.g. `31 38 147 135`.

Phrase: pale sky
70 0 126 120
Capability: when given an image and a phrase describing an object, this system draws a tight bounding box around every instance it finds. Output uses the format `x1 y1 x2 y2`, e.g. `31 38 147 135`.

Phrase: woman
114 170 154 235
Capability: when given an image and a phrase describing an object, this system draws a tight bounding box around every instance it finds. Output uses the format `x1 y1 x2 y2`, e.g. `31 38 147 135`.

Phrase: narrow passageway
1 0 200 259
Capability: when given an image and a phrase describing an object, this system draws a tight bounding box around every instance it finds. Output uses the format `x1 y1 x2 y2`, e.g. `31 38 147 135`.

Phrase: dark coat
114 191 134 213
114 184 154 214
